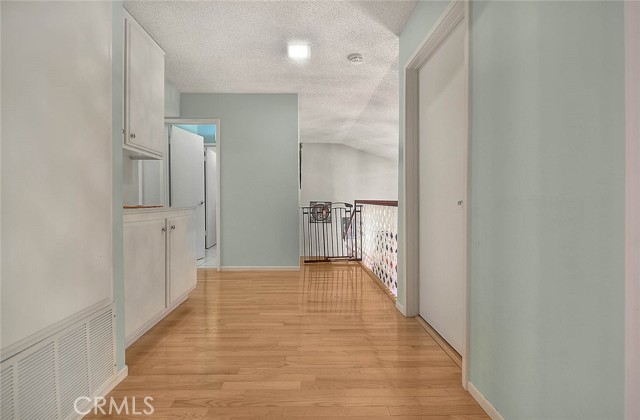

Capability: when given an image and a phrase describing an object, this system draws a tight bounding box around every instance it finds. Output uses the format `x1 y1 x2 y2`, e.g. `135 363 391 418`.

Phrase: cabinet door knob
161 227 167 232
171 225 176 230
130 133 136 139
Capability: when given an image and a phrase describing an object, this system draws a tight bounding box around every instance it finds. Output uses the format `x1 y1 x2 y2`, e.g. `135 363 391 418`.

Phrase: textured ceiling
124 0 418 160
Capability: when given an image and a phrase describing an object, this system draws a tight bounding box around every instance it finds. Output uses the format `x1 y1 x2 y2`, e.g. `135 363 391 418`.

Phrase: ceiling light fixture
347 53 364 64
287 43 310 60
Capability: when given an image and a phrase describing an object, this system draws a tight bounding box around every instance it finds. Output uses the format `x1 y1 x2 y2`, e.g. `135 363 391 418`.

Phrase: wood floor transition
86 262 488 419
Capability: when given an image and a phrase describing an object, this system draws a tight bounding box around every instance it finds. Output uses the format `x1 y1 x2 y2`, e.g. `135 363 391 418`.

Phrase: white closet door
170 126 206 259
205 148 217 248
418 21 467 355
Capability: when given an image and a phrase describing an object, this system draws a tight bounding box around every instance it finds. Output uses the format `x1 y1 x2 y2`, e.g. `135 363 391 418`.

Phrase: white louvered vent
1 363 16 419
17 343 58 420
58 325 90 417
0 305 115 419
88 310 115 392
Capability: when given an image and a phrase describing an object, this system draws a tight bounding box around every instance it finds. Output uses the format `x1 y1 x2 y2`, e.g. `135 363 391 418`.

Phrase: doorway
165 118 221 269
404 1 469 387
418 14 467 356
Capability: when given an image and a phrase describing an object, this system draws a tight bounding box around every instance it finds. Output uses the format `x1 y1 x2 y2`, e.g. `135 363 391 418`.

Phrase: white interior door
170 126 205 259
205 147 217 248
418 20 467 355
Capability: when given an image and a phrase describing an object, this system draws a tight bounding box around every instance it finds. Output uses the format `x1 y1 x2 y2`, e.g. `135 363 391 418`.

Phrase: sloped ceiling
124 1 418 160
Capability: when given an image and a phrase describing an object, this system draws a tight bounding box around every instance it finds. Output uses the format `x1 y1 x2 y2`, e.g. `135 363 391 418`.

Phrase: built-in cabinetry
123 9 165 159
124 208 197 346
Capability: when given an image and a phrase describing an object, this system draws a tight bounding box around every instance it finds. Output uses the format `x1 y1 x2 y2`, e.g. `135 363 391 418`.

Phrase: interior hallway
90 263 487 419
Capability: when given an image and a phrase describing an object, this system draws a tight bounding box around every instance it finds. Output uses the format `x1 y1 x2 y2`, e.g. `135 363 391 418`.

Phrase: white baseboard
468 381 504 420
69 366 128 420
221 266 300 271
93 366 128 401
395 301 406 315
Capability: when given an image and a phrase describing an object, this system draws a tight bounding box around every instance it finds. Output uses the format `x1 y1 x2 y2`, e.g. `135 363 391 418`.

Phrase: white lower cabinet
167 215 197 305
124 218 166 339
124 208 197 346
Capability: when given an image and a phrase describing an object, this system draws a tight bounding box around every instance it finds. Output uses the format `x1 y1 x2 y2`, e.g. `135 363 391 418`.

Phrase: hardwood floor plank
282 406 390 417
221 381 302 390
87 263 487 418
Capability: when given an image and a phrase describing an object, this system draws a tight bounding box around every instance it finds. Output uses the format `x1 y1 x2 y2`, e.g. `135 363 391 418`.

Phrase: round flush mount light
347 53 364 64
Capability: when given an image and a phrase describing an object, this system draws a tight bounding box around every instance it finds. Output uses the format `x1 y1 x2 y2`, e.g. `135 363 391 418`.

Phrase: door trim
165 118 221 270
625 2 640 418
402 0 470 389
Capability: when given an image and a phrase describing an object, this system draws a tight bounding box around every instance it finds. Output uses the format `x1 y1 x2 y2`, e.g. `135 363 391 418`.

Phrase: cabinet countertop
124 206 196 221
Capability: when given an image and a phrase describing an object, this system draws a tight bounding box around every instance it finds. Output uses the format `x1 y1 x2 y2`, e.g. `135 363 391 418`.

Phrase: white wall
123 157 140 205
300 143 398 206
1 1 113 350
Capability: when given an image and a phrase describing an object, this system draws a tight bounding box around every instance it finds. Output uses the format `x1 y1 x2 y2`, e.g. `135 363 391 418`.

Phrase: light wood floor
89 263 488 419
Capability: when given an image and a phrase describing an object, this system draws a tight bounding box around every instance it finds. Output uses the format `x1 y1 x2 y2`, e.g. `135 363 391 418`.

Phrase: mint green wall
399 1 625 417
180 93 300 267
165 80 180 118
111 1 126 371
469 2 624 417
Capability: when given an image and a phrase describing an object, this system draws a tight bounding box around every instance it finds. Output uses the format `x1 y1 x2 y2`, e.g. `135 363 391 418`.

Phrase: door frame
402 0 470 389
165 118 221 270
625 2 640 418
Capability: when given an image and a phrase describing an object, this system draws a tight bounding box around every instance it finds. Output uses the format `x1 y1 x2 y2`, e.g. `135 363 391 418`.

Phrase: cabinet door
125 16 165 157
167 215 197 304
124 218 167 340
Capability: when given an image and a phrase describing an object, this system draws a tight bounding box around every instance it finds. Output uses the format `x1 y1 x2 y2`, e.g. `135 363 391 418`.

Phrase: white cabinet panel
124 12 165 158
167 215 198 304
124 218 167 339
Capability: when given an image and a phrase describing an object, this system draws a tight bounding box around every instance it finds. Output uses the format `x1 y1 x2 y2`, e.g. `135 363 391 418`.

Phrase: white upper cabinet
124 10 165 159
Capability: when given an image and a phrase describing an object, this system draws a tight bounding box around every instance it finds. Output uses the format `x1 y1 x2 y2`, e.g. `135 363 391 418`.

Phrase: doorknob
457 200 464 206
199 201 205 205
